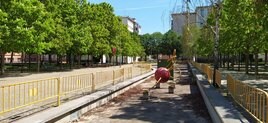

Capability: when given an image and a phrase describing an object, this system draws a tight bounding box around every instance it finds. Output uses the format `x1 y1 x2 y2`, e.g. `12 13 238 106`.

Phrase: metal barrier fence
227 74 268 123
192 62 268 122
0 78 59 114
0 64 151 115
192 62 221 87
215 70 221 87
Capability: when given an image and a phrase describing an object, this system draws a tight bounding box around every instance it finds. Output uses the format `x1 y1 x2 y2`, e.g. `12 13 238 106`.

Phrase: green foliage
140 32 163 55
0 0 144 60
0 9 9 47
195 27 213 57
140 31 181 57
181 24 201 57
140 33 153 55
160 30 181 56
220 0 268 54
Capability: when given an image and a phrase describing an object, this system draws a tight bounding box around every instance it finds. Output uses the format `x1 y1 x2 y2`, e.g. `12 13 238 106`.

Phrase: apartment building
121 16 141 34
4 52 22 63
171 6 212 35
171 12 196 36
120 16 142 63
195 6 212 27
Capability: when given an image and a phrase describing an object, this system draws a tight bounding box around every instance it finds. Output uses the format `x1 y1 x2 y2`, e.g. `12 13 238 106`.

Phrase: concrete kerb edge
188 64 221 123
15 69 156 123
188 63 249 123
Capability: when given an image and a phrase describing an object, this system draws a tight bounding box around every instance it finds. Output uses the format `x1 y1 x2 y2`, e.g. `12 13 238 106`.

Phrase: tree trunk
101 55 103 64
10 52 14 64
60 55 63 70
48 54 52 64
28 54 31 71
87 54 90 67
67 53 72 69
78 54 81 68
56 55 59 65
219 53 222 68
115 55 118 65
231 55 235 70
238 53 240 71
20 52 24 73
265 50 267 65
1 52 5 75
254 51 258 76
245 50 249 74
227 53 230 70
113 55 116 66
72 54 75 68
37 54 40 72
108 54 112 66
121 55 123 65
223 54 226 68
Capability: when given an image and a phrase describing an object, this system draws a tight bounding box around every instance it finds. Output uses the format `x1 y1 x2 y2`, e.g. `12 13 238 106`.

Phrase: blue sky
89 0 210 34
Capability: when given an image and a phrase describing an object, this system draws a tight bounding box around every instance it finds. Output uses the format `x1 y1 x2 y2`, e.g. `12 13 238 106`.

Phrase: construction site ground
73 63 212 123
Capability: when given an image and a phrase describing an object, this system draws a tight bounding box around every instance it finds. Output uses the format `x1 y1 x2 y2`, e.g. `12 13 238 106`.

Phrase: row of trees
220 0 268 75
140 30 182 60
187 0 268 75
0 0 144 74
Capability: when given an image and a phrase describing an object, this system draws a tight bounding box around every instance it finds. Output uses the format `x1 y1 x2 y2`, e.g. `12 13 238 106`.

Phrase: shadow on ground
107 63 212 123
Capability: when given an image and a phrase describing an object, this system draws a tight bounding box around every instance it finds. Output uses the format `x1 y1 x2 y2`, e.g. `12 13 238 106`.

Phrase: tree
140 33 153 60
88 3 111 62
0 8 9 74
0 0 52 73
181 24 201 60
220 0 268 75
160 30 181 57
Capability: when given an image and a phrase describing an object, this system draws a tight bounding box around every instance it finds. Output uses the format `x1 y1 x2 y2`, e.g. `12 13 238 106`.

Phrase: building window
200 9 205 17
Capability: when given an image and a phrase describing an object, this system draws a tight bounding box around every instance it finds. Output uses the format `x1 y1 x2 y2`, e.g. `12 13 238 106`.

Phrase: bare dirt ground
72 63 212 123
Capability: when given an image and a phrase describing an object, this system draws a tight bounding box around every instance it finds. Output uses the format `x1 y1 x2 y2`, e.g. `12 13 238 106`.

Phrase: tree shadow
108 63 212 123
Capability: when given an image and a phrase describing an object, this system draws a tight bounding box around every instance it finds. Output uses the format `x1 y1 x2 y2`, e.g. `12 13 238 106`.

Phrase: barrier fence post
57 78 61 106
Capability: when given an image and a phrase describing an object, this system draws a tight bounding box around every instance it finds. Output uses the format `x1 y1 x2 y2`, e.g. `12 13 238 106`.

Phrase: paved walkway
220 70 268 92
0 64 134 86
74 63 212 123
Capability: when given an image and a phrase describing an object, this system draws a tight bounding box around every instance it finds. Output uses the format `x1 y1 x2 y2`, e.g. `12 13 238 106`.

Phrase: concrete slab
189 64 249 123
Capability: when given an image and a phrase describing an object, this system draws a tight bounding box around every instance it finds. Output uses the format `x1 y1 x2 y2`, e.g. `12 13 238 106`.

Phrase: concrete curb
188 63 249 123
15 70 155 123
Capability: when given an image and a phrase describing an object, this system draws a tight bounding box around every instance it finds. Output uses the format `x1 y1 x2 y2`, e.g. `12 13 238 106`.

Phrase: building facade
119 16 142 63
171 12 196 36
195 6 212 27
171 6 212 36
4 52 22 63
121 16 141 34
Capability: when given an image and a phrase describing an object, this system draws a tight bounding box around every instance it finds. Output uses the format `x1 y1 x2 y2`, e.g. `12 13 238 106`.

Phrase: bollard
141 89 150 100
168 82 175 94
168 86 174 94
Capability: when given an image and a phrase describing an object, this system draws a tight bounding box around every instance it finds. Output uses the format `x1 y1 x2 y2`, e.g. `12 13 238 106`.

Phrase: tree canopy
0 0 145 74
